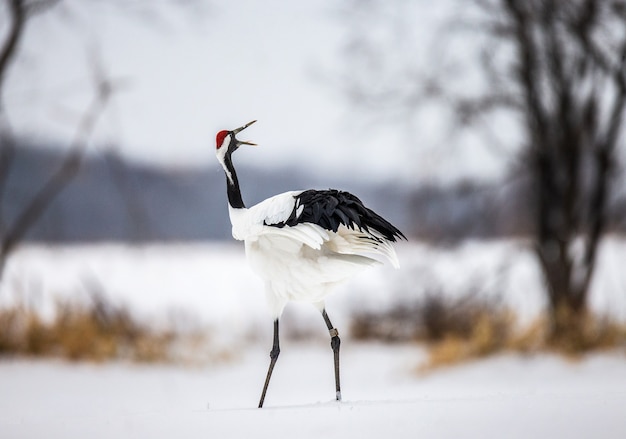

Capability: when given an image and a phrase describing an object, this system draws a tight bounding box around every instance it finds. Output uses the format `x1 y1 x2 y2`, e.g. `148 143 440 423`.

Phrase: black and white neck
216 133 246 209
222 150 246 209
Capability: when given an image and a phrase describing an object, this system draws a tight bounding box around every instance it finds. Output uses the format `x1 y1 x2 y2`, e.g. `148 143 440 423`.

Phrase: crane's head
215 120 257 184
215 120 257 158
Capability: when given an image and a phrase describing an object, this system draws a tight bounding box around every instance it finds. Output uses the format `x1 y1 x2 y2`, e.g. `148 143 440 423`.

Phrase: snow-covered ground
1 344 625 438
1 240 626 438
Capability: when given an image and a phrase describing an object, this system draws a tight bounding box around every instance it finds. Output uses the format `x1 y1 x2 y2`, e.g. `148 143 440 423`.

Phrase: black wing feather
334 206 351 227
269 189 406 242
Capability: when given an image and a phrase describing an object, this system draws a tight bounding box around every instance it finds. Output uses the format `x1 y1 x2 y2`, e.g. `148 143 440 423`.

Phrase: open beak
238 140 256 146
232 120 257 146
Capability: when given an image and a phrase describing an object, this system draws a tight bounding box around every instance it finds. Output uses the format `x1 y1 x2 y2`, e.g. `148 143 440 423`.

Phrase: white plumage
230 190 399 317
214 120 405 407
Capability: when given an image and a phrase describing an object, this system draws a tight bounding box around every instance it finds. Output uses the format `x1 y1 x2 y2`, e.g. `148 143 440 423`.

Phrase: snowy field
2 345 626 439
1 240 626 438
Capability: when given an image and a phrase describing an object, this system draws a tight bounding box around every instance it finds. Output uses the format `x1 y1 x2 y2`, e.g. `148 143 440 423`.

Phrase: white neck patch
216 133 234 183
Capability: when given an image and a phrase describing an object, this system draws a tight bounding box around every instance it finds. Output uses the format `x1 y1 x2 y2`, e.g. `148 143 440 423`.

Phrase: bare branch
0 0 29 238
570 4 626 96
0 1 27 100
503 0 549 149
0 72 114 275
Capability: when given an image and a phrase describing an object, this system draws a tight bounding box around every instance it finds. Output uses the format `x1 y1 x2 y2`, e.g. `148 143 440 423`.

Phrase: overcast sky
5 0 508 184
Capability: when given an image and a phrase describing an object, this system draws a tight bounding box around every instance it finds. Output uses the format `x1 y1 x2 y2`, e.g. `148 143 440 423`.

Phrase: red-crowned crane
215 120 406 408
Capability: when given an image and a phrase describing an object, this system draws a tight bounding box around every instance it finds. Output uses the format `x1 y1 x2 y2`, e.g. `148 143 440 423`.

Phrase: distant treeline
5 143 626 244
409 173 626 243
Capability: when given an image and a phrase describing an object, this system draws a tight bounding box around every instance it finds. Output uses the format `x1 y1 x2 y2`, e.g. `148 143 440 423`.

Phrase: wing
230 190 311 241
233 189 404 268
253 191 330 249
254 189 404 268
268 189 407 243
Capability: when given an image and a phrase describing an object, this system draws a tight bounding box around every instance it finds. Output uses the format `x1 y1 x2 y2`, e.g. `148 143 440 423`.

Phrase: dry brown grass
350 293 626 372
420 311 531 372
422 313 626 371
351 292 514 344
544 311 626 356
0 293 209 363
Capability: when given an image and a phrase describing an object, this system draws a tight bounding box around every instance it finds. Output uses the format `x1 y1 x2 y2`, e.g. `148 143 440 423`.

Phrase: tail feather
328 226 401 268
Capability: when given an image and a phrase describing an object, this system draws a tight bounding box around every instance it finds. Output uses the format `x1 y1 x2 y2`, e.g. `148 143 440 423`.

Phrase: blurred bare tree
339 0 626 343
0 0 203 279
500 0 626 344
0 1 116 279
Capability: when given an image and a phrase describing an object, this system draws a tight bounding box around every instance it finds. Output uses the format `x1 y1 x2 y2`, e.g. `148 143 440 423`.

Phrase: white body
228 191 400 317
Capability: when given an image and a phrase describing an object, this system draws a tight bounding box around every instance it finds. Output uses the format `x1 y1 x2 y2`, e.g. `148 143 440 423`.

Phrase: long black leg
322 309 341 401
258 319 280 408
